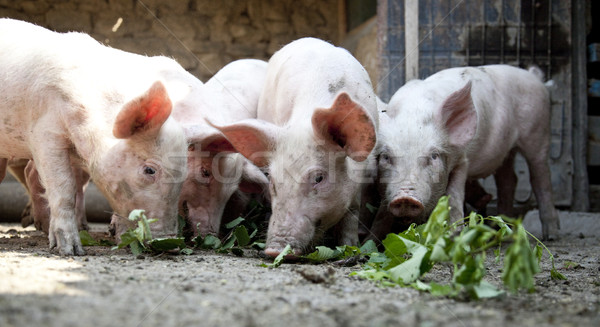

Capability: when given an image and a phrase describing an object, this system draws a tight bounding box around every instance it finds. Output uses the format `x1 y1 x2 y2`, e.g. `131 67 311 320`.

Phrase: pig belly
0 134 31 160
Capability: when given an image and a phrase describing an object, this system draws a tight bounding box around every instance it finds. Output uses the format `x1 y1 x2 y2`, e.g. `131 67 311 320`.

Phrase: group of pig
0 18 559 257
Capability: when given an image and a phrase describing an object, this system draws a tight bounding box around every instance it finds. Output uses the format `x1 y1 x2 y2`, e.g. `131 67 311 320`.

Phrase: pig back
462 65 551 178
257 37 378 128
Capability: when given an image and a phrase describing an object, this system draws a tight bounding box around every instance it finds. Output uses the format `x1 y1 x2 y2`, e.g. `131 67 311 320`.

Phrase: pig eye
379 152 391 164
308 170 327 188
314 173 324 184
143 166 156 176
188 143 195 152
430 152 440 161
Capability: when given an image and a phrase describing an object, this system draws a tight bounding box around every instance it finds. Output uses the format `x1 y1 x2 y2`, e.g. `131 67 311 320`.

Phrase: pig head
99 82 187 242
212 91 377 256
180 126 268 236
376 82 475 226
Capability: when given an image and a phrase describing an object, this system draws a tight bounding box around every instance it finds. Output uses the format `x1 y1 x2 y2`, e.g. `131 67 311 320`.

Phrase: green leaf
128 209 146 221
535 244 543 265
262 244 293 268
112 230 139 250
429 282 457 297
233 225 251 247
429 236 450 262
454 254 486 285
79 230 99 246
251 241 266 250
381 234 409 269
564 261 580 269
350 268 390 283
470 281 504 299
422 196 450 245
502 223 539 293
386 237 432 284
225 217 245 229
221 234 236 250
551 268 567 280
129 241 144 256
302 246 341 262
180 248 193 255
149 237 186 252
197 234 222 249
359 240 378 254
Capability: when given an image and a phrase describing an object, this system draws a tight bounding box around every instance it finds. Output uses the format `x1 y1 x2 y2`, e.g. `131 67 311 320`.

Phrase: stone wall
0 0 341 81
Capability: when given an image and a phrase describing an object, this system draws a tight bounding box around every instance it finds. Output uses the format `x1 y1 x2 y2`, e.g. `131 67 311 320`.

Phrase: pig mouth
265 236 311 258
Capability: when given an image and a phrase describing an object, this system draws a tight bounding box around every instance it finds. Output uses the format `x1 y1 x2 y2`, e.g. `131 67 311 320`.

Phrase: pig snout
265 213 315 259
264 245 303 259
388 191 425 218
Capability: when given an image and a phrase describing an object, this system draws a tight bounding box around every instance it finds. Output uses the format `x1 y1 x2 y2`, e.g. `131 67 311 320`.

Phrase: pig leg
332 207 360 246
24 160 51 233
74 167 90 231
0 158 6 183
7 161 35 228
446 159 469 224
493 150 517 217
31 134 84 256
521 149 559 240
364 205 396 243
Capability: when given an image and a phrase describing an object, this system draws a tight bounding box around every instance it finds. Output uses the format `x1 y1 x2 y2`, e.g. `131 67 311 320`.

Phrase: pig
0 19 189 255
172 59 269 237
371 64 559 241
210 37 379 257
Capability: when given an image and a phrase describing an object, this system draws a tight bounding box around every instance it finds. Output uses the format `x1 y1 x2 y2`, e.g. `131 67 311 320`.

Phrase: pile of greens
268 196 565 298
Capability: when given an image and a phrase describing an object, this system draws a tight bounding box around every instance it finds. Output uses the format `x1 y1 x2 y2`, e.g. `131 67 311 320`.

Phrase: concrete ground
0 210 599 327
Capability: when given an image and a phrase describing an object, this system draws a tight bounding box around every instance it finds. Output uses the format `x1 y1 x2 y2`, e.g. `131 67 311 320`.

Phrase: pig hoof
49 229 86 256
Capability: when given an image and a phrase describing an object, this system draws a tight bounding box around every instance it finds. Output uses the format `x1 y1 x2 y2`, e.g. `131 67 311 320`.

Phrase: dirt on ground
0 215 599 327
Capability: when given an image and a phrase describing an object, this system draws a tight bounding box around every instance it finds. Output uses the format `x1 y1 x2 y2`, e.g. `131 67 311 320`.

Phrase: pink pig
172 59 269 237
210 38 379 257
372 64 559 241
0 19 189 255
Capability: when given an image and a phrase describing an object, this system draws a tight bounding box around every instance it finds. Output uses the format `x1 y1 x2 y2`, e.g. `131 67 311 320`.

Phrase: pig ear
312 92 377 162
208 119 279 167
238 159 269 194
113 81 172 139
184 126 238 153
439 81 476 147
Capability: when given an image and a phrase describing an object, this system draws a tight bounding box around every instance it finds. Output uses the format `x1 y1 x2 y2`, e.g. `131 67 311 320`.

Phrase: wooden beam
404 0 419 82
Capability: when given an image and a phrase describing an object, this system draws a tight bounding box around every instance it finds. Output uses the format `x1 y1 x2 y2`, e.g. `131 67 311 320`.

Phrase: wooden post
404 0 419 82
571 0 590 211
